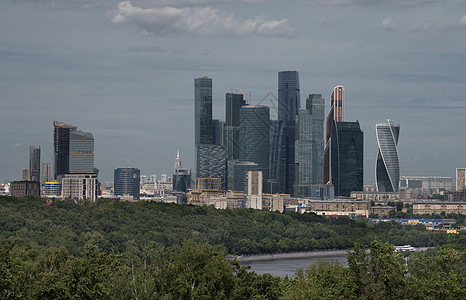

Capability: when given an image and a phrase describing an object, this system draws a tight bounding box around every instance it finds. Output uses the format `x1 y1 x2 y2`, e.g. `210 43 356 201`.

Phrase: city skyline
1 1 465 183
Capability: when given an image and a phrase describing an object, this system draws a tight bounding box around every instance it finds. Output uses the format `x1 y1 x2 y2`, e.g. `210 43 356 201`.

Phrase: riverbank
230 249 349 263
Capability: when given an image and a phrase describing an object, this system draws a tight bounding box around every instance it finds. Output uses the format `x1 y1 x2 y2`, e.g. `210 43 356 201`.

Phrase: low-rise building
10 181 40 197
61 173 97 201
412 201 466 215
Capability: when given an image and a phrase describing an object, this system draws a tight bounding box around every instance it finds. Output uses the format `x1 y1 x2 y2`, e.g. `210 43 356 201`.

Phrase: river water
242 254 348 277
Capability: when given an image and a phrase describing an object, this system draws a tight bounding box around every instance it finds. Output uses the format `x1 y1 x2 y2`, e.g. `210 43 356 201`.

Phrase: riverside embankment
230 249 349 263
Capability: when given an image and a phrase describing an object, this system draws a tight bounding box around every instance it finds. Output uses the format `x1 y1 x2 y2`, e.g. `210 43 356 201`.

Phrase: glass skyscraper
69 131 94 174
54 121 77 178
239 105 270 191
195 77 213 145
375 119 400 193
223 93 246 160
295 94 325 197
29 145 40 182
270 71 300 194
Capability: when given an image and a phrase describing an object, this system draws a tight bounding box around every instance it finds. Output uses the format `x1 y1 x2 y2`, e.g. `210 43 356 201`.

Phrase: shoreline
229 249 349 263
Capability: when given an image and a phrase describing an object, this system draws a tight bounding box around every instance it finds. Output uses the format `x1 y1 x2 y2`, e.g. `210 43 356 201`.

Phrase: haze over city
1 0 465 183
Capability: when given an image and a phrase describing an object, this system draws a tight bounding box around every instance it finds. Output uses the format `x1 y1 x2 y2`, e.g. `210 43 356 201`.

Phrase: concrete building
456 168 466 191
413 201 466 215
226 160 258 192
41 163 52 186
44 181 61 196
10 181 40 197
61 173 97 201
297 198 370 218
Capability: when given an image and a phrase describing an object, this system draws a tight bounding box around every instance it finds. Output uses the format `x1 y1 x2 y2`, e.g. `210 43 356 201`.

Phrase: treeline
1 238 465 299
0 196 458 257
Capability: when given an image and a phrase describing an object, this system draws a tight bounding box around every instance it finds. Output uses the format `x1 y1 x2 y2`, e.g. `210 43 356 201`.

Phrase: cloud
381 18 397 31
460 14 466 27
111 1 294 37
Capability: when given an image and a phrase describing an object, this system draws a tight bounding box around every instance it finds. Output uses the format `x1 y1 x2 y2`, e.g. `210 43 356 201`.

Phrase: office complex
172 151 191 193
226 160 258 192
29 146 40 182
10 181 40 197
114 168 140 200
457 168 466 191
196 144 226 187
239 105 270 190
53 121 95 178
375 120 400 193
294 94 325 197
270 71 300 195
324 85 344 185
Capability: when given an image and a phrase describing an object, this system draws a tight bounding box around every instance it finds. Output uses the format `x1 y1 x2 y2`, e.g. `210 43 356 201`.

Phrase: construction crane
230 88 262 105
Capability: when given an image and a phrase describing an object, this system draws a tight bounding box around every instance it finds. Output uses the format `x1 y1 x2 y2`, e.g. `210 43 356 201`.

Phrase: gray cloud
111 1 294 37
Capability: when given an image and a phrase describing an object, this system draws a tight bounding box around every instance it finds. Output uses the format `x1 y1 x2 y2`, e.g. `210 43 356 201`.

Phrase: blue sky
1 0 465 183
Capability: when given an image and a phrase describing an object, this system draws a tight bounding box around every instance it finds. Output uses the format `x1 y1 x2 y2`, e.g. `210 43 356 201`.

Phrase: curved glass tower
375 119 400 192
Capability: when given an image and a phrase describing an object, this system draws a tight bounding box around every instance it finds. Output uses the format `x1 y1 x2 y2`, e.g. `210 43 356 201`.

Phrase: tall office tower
457 168 466 191
211 119 224 146
54 121 77 178
294 94 325 197
53 121 94 178
324 85 344 185
269 120 286 193
69 130 94 173
375 120 400 193
239 105 270 191
41 163 52 185
226 160 258 192
275 71 300 194
114 168 140 200
173 151 192 193
223 93 246 159
29 146 40 182
327 121 364 196
195 76 213 146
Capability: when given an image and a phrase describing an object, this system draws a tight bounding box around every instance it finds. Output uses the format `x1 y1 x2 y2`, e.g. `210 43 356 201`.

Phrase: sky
1 0 465 184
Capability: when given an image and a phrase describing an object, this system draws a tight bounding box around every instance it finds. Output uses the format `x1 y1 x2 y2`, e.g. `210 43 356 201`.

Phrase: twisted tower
375 119 400 192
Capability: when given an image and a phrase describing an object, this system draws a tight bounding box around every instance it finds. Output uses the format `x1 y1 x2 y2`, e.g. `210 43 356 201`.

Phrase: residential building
114 168 140 200
29 146 40 182
375 120 400 192
22 168 30 181
61 173 97 201
196 144 226 188
413 201 466 215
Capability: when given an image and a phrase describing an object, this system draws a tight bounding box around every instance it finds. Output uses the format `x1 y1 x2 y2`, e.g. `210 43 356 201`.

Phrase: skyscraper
196 144 226 187
457 168 466 191
223 93 246 160
328 121 364 196
53 120 95 179
294 94 325 197
239 105 270 191
195 77 213 146
114 168 140 200
29 146 40 182
323 86 363 196
41 163 52 185
54 121 77 178
375 120 400 193
271 71 300 194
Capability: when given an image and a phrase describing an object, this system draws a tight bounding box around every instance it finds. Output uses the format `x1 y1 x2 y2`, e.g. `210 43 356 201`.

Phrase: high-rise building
195 77 213 146
61 173 97 201
29 146 40 182
172 151 191 193
196 144 226 188
223 93 246 160
327 121 364 196
271 71 300 194
54 121 77 178
239 105 270 191
324 85 344 185
53 121 94 179
22 168 30 181
245 170 263 209
295 94 325 197
41 163 52 185
114 168 140 200
457 168 466 191
375 120 400 193
269 120 286 193
226 160 258 192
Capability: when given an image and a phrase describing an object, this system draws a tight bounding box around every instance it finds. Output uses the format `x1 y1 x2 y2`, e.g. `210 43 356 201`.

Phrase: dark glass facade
53 121 77 179
69 131 94 174
328 121 364 196
29 145 40 182
114 168 140 199
196 144 226 188
226 160 258 192
239 105 270 191
375 120 400 192
194 77 213 145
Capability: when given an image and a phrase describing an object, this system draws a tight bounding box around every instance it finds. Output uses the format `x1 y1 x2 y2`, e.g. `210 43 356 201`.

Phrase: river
237 250 349 277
